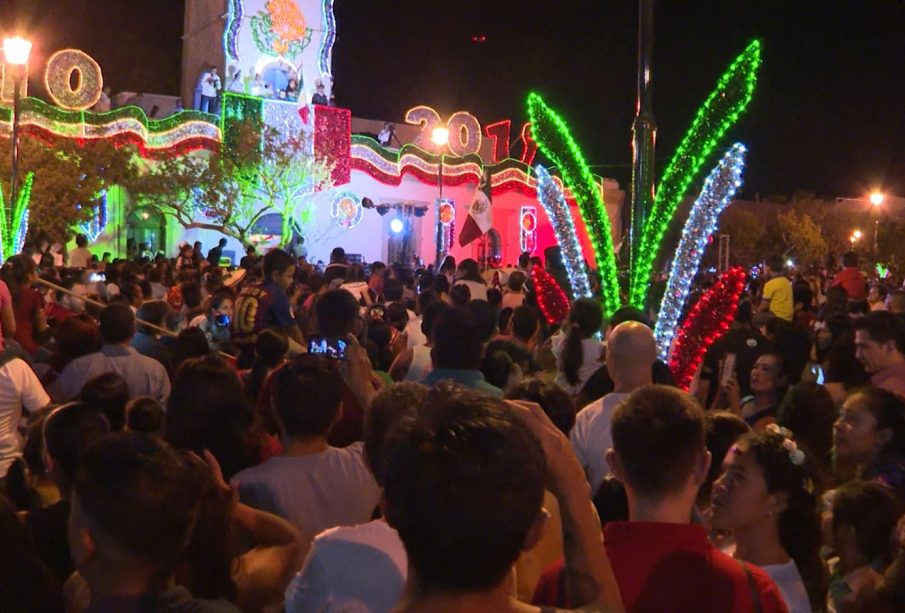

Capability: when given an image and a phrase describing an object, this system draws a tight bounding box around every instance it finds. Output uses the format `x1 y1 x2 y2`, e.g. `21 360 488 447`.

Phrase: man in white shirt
0 357 51 478
231 355 380 537
570 321 657 494
68 234 92 268
199 66 221 114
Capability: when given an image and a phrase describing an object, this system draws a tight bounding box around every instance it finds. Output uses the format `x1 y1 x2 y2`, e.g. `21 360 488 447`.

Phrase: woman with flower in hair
711 425 828 612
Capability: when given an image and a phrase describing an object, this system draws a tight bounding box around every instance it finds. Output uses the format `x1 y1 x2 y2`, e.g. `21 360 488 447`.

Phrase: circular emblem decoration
331 192 363 229
439 201 456 226
522 211 537 232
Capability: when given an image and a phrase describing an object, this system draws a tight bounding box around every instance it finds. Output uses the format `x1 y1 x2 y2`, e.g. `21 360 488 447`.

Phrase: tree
776 209 827 266
131 118 333 246
716 207 765 267
0 136 139 244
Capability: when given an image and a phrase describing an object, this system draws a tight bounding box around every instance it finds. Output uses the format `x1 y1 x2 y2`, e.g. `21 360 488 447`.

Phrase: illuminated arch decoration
520 206 537 253
0 98 220 159
45 49 103 111
319 0 337 77
224 0 245 62
0 172 34 262
655 143 746 359
331 191 363 229
77 191 108 242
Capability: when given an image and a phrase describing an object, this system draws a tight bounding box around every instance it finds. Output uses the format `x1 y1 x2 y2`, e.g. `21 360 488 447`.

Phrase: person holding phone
189 290 235 355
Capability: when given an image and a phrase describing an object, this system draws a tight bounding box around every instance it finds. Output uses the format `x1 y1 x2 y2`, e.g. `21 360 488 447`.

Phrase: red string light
668 266 746 391
531 265 570 325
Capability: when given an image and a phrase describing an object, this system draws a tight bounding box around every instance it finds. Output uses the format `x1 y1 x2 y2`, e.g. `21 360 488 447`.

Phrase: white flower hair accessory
765 423 806 467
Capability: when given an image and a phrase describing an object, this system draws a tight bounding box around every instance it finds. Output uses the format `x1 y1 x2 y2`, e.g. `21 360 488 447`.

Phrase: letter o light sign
45 49 104 111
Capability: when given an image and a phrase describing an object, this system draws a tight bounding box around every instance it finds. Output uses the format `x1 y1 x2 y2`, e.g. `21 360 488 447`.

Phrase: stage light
390 218 404 234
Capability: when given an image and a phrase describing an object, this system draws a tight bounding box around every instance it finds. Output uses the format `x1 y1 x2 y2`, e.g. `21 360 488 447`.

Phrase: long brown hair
561 298 602 386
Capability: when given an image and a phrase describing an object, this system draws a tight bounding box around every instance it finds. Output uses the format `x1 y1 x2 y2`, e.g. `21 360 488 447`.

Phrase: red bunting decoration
531 265 570 325
668 267 747 391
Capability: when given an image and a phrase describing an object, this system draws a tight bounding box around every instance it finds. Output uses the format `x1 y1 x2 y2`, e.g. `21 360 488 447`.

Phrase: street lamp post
431 126 449 268
629 0 657 268
3 37 31 220
870 191 884 257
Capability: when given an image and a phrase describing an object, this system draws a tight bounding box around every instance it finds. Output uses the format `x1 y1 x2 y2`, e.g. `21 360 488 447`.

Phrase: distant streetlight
3 36 32 242
868 191 886 256
853 229 863 239
870 191 885 207
431 126 450 267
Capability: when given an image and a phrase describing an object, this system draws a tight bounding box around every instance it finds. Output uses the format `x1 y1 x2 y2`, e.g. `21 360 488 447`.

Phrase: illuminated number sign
0 48 104 111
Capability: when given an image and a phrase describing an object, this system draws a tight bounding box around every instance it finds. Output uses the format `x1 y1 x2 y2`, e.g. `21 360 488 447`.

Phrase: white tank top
405 345 433 382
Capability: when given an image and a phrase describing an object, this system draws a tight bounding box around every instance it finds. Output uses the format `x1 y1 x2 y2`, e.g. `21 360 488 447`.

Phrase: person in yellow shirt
760 255 794 321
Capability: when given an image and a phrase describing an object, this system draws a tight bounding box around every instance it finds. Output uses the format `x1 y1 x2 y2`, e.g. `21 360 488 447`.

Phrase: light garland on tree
527 92 620 316
629 39 761 309
535 164 592 298
77 191 108 242
0 172 34 262
532 264 570 325
668 266 746 391
655 143 746 358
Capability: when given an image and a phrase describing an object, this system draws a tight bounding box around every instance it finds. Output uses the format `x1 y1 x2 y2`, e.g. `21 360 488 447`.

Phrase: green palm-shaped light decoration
527 93 621 317
0 172 35 262
629 39 761 308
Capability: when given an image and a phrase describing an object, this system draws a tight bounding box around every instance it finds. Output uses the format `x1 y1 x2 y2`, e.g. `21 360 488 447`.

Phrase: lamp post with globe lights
3 36 31 221
431 126 449 267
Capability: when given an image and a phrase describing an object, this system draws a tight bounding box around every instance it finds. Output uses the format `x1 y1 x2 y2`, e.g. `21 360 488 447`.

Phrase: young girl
711 425 828 612
3 255 47 355
551 297 604 396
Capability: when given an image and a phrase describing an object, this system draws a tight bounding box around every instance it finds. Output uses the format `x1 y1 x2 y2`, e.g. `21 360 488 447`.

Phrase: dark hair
363 382 427 485
506 378 576 436
43 402 110 492
271 356 344 439
315 289 360 336
136 300 171 334
854 311 905 354
330 247 346 264
166 356 253 480
121 282 143 305
611 385 705 498
735 299 754 325
383 278 404 302
481 349 515 390
207 290 233 315
51 313 101 373
433 274 450 295
386 302 409 330
181 281 203 309
833 480 903 565
263 249 295 279
777 383 836 482
449 283 471 306
438 255 456 274
700 411 750 505
98 304 136 344
383 385 545 592
126 397 166 435
0 494 55 610
508 271 526 292
510 306 539 342
592 477 629 526
466 300 497 342
79 372 130 431
74 433 201 577
457 259 483 283
2 254 36 302
246 329 289 403
431 306 483 369
846 387 905 460
793 284 813 308
172 327 212 372
608 305 651 328
842 251 859 268
767 254 785 273
421 301 448 340
75 234 88 248
562 298 603 386
746 430 828 609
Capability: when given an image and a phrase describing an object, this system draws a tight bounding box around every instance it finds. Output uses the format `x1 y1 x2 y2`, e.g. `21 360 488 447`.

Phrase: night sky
3 0 905 199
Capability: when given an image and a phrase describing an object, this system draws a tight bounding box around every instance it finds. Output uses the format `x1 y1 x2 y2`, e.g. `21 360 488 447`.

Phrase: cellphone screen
721 353 737 386
307 336 347 360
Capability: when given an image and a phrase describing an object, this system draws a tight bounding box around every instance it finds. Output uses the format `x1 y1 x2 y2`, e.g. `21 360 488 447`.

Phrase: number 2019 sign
404 105 537 165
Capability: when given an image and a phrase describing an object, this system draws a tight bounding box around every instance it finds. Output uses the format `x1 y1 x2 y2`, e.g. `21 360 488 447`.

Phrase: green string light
527 92 621 317
0 172 34 262
629 39 762 308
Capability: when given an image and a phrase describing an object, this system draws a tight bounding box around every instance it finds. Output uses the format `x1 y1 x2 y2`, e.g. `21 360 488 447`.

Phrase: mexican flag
459 172 493 247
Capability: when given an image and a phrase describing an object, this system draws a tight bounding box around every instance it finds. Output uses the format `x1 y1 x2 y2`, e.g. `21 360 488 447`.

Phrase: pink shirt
0 281 10 351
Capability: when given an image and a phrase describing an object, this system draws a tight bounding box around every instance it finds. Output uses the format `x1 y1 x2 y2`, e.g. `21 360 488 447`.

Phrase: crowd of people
1 234 905 612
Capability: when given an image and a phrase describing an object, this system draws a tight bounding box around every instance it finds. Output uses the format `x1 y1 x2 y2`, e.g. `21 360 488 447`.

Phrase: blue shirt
421 368 503 398
262 279 294 329
51 344 171 404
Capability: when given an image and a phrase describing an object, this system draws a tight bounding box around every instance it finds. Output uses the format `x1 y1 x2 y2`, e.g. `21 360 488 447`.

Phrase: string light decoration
668 266 746 391
0 172 34 262
251 0 312 57
447 111 482 157
532 264 570 325
484 119 511 163
535 164 592 298
630 39 761 309
527 92 620 317
314 105 351 184
519 206 537 253
319 0 337 77
654 143 746 358
44 49 104 111
77 191 108 242
519 122 538 166
331 191 363 229
224 0 244 62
